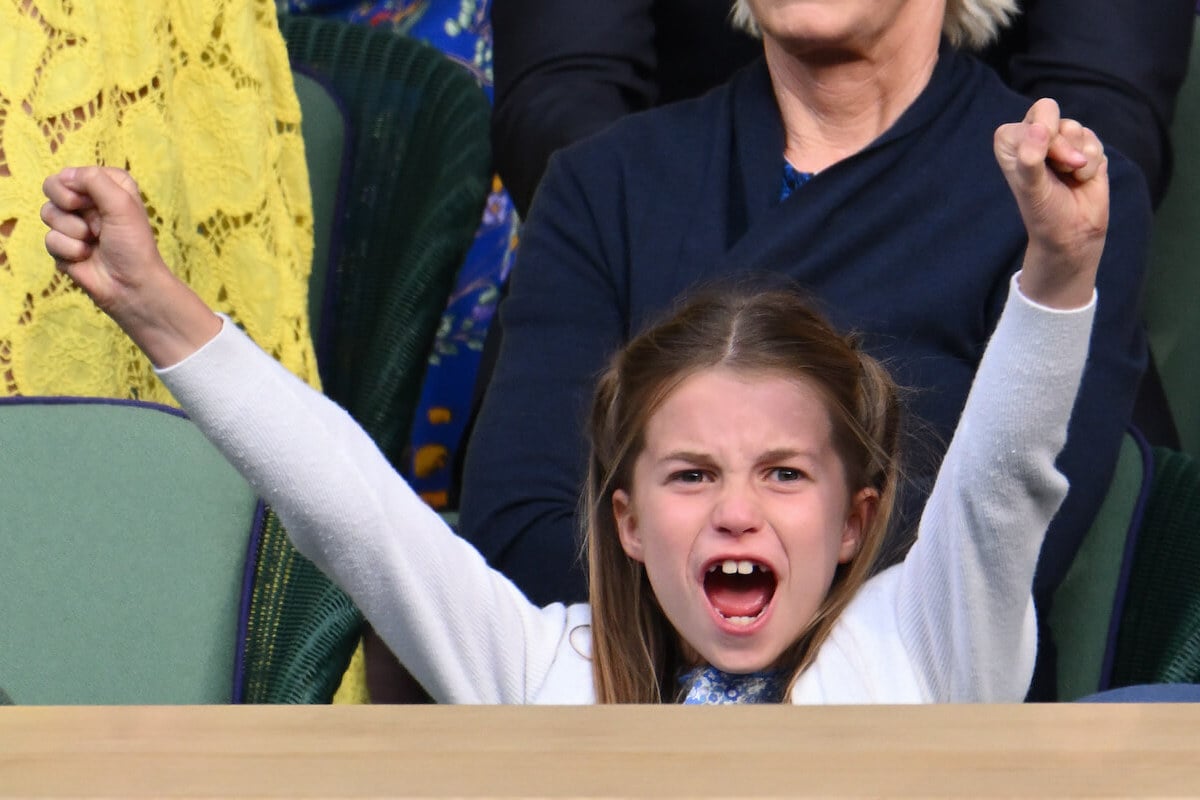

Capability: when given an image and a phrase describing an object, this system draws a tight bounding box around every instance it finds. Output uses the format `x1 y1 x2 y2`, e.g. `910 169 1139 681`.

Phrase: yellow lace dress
0 0 317 401
0 0 370 704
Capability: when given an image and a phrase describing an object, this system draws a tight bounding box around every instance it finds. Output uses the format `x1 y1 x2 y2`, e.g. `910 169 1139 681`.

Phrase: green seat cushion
0 399 258 704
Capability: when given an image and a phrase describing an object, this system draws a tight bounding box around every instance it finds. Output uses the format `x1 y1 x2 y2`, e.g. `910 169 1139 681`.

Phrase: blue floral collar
679 665 786 704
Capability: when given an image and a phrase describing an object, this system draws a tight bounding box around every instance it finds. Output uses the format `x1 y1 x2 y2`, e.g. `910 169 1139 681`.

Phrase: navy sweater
461 49 1151 618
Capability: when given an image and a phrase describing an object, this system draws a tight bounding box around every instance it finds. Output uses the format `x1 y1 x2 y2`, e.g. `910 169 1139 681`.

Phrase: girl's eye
769 467 805 482
670 469 709 484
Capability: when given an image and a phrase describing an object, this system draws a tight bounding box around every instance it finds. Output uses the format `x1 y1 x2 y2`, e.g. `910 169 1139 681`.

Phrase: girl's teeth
716 559 760 574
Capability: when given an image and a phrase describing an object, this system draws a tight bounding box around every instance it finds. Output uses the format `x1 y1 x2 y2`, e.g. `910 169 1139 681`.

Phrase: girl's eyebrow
659 447 819 464
758 447 818 463
660 450 716 465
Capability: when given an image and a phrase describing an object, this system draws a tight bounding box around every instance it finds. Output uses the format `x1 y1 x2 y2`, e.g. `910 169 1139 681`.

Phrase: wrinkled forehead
638 366 838 458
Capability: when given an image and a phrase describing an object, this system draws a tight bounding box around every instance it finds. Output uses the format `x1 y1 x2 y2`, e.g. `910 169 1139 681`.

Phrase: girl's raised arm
42 166 582 704
887 98 1109 701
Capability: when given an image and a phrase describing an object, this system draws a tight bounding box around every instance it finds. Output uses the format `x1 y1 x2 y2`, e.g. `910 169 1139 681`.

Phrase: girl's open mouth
703 560 777 627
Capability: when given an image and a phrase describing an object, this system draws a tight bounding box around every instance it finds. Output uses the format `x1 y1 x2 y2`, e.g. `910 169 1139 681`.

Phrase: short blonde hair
729 0 1018 51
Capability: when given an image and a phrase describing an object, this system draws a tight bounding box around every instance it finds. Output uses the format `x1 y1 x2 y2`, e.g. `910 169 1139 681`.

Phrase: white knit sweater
158 275 1095 704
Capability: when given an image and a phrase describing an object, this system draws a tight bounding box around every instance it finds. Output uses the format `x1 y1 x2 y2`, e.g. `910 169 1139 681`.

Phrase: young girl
40 98 1108 705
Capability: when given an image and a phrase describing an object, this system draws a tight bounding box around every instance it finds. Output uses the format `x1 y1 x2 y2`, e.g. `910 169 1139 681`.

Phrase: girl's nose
711 483 764 537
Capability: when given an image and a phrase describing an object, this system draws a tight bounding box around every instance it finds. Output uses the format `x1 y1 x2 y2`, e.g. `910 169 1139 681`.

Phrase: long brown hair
583 284 903 703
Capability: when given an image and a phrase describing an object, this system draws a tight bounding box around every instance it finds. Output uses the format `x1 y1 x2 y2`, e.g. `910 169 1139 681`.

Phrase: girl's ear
838 487 879 563
612 488 645 562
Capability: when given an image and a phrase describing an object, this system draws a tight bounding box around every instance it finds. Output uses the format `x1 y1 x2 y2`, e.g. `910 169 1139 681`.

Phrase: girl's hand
42 166 221 367
42 167 166 316
993 98 1109 309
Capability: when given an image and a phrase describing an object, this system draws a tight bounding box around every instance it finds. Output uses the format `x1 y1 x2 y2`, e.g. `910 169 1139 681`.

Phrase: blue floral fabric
679 666 786 704
781 161 814 200
281 0 519 510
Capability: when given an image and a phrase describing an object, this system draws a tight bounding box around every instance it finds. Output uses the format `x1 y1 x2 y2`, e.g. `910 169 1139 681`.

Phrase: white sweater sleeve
156 318 572 704
895 274 1097 701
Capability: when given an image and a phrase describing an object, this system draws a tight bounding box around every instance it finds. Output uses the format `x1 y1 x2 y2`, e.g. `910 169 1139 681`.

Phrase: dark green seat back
1049 432 1152 700
280 15 492 471
1050 430 1200 699
238 18 492 701
1110 446 1200 687
1146 19 1200 456
237 505 363 703
0 398 257 704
